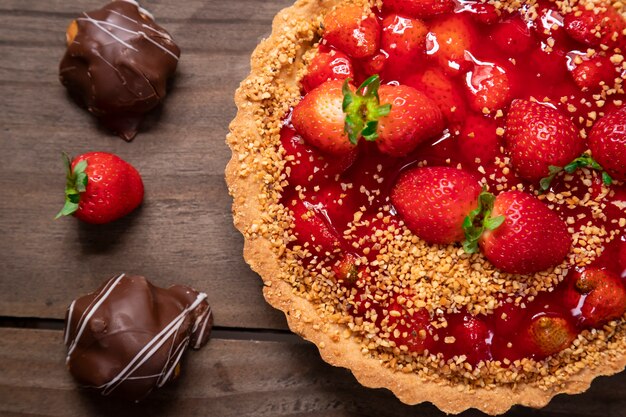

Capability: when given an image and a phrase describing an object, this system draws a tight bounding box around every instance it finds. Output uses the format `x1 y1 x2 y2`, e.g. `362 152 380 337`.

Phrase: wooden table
0 1 624 415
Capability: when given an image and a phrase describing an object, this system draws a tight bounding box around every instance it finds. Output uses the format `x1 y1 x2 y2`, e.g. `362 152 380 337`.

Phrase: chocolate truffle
63 274 212 401
59 0 180 140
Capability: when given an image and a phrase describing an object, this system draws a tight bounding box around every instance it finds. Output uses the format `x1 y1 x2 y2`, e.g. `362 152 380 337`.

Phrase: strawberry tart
227 0 626 413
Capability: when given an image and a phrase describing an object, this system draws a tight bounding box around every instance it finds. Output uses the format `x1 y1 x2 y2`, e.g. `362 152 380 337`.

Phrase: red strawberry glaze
282 1 626 367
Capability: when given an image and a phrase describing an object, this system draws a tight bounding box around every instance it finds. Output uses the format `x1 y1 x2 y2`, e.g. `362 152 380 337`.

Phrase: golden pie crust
226 0 626 414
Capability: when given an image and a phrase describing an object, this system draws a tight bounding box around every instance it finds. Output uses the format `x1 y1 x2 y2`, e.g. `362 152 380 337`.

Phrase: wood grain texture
0 0 293 329
1 328 625 417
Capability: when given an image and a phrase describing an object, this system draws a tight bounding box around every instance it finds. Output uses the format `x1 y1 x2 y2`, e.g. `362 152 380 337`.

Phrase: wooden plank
0 0 294 328
1 328 625 417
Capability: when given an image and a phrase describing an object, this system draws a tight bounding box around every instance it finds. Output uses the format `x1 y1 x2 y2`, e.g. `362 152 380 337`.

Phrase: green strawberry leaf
542 154 613 191
462 188 505 254
342 75 392 146
56 153 89 219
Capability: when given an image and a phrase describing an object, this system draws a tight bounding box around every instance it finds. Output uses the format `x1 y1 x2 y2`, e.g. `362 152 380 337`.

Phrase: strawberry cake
226 0 626 413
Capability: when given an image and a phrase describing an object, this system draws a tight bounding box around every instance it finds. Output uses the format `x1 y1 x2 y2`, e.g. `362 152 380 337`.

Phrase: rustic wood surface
0 0 624 416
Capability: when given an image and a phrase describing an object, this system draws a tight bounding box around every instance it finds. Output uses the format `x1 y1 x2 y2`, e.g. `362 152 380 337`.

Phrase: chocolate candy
59 0 180 140
63 274 212 401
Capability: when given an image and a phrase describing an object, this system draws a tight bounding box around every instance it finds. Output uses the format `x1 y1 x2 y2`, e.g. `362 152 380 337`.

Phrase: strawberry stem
55 153 88 219
462 188 505 253
342 75 391 144
540 154 613 191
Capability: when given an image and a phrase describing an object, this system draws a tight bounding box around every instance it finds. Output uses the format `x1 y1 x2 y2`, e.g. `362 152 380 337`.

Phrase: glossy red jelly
281 0 626 366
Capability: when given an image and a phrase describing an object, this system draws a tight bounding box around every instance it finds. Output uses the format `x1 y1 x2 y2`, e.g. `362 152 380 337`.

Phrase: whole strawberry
391 167 482 244
564 268 626 327
477 190 571 274
504 99 585 183
520 313 577 359
376 84 445 156
589 107 626 182
57 152 144 224
322 5 380 59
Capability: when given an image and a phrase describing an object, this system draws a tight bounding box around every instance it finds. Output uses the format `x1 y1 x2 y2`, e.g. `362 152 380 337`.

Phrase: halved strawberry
292 80 357 155
391 166 482 244
375 84 445 156
386 303 435 354
427 14 477 75
564 267 626 327
380 14 428 79
464 60 513 112
564 7 626 49
589 107 626 182
288 198 342 255
570 55 617 91
322 6 380 59
477 190 571 274
489 15 536 55
302 50 354 93
383 0 454 19
504 99 585 183
280 124 357 186
520 313 577 359
457 114 501 167
404 67 467 124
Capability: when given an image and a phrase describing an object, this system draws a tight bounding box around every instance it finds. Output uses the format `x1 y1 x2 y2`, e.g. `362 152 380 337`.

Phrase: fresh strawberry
288 198 342 255
375 84 445 156
570 55 617 91
383 0 455 19
564 7 626 49
302 50 353 93
391 167 482 244
386 303 435 353
322 6 380 59
532 5 570 45
589 107 626 181
464 60 513 112
457 114 501 166
280 125 357 186
477 190 571 274
520 313 577 358
427 14 477 75
446 315 492 365
564 268 626 327
489 16 535 55
504 99 585 183
57 152 143 224
380 14 428 79
404 67 467 124
292 80 357 155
